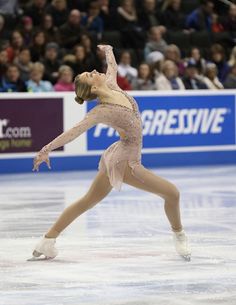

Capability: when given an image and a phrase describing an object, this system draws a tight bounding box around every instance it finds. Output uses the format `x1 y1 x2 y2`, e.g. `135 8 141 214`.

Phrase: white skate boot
173 230 191 261
27 236 58 261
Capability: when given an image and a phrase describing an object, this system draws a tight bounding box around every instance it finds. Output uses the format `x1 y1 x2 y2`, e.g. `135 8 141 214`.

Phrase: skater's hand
33 148 51 172
97 44 112 51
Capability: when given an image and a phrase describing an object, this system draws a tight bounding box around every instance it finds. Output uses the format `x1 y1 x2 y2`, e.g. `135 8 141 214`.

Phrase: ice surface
0 165 236 305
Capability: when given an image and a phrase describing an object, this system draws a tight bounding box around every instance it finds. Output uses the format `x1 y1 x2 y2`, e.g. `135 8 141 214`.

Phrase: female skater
31 45 191 261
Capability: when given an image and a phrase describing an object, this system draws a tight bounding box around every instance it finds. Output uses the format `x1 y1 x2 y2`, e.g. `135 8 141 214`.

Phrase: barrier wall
0 91 235 173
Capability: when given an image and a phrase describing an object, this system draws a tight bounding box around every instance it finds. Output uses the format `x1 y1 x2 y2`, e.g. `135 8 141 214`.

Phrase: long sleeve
104 45 118 84
43 106 100 152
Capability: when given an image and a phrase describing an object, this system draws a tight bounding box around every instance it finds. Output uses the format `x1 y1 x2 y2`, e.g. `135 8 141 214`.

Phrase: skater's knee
166 185 180 203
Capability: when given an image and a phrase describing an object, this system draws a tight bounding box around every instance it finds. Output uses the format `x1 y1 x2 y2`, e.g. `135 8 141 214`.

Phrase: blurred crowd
0 0 236 92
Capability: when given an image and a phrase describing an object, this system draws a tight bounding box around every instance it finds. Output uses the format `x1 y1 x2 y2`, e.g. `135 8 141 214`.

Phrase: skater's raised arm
33 107 99 171
97 44 118 84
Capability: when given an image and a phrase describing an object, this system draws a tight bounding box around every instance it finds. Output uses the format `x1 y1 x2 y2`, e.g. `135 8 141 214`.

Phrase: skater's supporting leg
123 164 183 232
45 170 112 238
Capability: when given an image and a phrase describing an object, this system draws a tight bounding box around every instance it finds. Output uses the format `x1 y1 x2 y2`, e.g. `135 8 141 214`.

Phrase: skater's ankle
45 229 60 239
171 226 183 233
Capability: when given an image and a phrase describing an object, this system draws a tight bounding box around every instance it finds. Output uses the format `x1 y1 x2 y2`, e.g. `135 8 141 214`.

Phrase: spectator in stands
30 30 46 62
117 73 132 90
203 62 224 89
59 9 85 49
224 64 236 88
116 0 145 49
222 4 236 43
137 0 161 31
210 44 230 83
164 44 185 76
25 0 48 26
188 47 207 75
20 16 34 47
0 64 27 92
6 30 24 62
0 14 10 43
14 47 33 81
98 0 113 30
144 26 167 59
132 62 155 90
161 0 185 31
118 50 138 83
40 14 60 43
42 42 61 84
27 62 54 92
0 0 19 17
46 0 69 27
155 60 185 90
81 1 104 39
211 13 224 33
72 44 95 75
228 46 236 67
80 33 96 56
182 59 207 89
0 48 9 77
54 65 75 91
186 0 214 32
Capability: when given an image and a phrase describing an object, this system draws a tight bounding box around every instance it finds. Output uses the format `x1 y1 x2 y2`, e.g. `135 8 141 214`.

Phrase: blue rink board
1 150 236 173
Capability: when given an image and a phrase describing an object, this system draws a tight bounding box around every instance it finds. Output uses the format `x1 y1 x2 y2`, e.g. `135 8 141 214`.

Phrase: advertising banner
0 98 63 153
87 94 235 150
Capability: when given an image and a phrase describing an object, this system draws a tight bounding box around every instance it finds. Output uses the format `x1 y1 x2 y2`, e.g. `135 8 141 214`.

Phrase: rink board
0 91 236 173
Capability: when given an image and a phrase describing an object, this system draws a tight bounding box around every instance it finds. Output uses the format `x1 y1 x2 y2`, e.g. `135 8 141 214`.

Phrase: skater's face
78 70 106 86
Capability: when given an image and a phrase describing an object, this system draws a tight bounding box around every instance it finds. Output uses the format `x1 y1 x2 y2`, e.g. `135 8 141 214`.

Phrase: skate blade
27 256 52 261
182 254 191 261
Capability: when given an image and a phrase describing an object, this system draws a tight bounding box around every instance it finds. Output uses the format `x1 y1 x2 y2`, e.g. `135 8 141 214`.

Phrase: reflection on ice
0 165 236 305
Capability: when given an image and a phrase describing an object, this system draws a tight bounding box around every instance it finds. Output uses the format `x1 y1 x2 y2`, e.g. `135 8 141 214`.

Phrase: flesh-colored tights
45 164 183 238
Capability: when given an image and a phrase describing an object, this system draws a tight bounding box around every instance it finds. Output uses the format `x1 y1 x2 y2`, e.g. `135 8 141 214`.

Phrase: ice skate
173 230 191 261
27 236 58 261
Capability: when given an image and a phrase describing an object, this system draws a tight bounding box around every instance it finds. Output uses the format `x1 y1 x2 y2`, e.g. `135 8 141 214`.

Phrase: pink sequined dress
45 46 144 191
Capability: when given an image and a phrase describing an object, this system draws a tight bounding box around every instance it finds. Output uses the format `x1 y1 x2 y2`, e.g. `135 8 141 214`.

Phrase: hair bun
75 96 84 105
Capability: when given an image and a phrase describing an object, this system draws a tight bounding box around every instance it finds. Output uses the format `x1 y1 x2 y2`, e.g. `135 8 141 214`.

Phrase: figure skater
30 45 191 261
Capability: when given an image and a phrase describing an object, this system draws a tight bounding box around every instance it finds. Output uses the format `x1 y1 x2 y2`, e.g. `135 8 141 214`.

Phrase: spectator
42 42 61 84
0 48 9 77
0 14 10 43
117 74 132 90
228 46 236 67
188 47 207 75
131 62 155 90
203 63 224 89
20 16 34 46
46 0 69 27
81 1 104 39
14 47 33 81
0 64 27 92
222 4 236 43
144 26 167 59
117 50 138 83
98 0 114 30
0 0 19 16
186 0 214 31
6 30 24 62
30 30 46 62
161 0 185 31
155 60 185 90
40 14 60 43
80 33 96 57
137 0 160 31
27 62 54 92
211 13 224 33
182 59 207 89
210 44 230 83
72 44 95 75
54 65 75 91
224 64 236 88
59 9 85 49
25 0 48 26
116 0 145 49
164 44 185 76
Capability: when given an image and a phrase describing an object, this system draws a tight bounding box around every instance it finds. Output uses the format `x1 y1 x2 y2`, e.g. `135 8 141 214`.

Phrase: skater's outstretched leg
30 170 112 260
123 164 191 260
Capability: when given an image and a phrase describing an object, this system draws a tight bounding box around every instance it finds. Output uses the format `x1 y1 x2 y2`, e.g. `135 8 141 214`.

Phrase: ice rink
0 165 236 305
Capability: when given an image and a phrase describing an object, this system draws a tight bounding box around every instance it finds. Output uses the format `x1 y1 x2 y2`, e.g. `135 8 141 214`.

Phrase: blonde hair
74 74 97 105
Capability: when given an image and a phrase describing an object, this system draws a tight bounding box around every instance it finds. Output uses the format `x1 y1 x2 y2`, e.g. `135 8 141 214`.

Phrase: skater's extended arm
97 44 118 84
33 107 99 171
